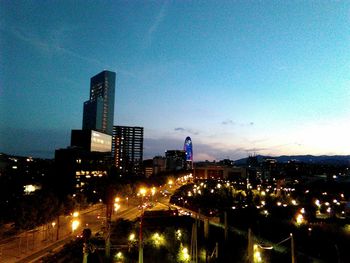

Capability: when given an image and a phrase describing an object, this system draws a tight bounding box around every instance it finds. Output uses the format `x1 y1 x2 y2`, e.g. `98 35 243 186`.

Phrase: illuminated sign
90 130 112 152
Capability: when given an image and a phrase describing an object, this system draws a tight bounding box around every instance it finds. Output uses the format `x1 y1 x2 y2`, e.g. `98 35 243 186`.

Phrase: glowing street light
176 229 182 240
139 188 147 196
151 187 156 202
114 196 121 213
115 251 123 261
253 244 262 262
151 187 156 196
72 219 80 232
179 246 190 262
73 211 79 217
295 213 305 226
129 233 136 242
151 232 165 247
114 203 121 212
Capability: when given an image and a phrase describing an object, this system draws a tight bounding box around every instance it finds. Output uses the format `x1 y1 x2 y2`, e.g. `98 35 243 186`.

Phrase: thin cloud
10 27 50 52
222 119 235 125
174 127 199 135
221 119 254 126
144 1 169 47
5 25 109 68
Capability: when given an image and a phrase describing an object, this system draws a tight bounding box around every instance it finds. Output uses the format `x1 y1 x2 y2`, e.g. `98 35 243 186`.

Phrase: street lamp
129 233 136 242
151 232 165 247
253 244 262 262
114 197 121 213
138 187 147 263
179 246 190 262
71 211 80 233
139 188 147 197
151 187 156 202
114 203 121 212
73 211 79 217
72 219 80 233
168 180 173 188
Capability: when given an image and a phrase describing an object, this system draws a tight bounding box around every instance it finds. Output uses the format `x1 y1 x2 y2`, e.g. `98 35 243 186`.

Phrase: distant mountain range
234 155 350 166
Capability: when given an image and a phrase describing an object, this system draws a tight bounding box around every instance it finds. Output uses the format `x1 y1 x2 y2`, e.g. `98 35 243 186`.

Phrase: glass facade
82 70 116 135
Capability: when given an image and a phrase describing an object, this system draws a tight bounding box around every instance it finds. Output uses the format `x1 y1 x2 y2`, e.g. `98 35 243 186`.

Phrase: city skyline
1 1 350 161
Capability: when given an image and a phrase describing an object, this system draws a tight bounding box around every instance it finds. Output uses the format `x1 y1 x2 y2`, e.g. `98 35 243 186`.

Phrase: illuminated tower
184 136 193 169
82 70 116 135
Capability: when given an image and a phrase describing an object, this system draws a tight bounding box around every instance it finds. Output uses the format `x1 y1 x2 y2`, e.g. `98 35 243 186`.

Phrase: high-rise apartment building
112 126 144 176
83 70 116 135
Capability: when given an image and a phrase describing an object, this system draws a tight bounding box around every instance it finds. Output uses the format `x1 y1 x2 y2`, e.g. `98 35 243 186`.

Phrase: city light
151 187 156 196
151 232 165 247
253 244 262 262
315 199 321 207
179 246 190 262
295 213 305 226
114 203 121 212
139 188 147 196
129 233 136 241
115 251 123 260
71 219 80 232
176 229 182 240
73 211 79 217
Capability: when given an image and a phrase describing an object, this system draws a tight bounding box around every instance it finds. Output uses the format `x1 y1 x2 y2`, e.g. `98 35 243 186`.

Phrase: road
0 193 171 263
0 204 105 263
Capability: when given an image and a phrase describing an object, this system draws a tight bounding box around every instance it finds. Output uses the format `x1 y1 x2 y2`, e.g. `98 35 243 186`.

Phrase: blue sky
1 1 350 161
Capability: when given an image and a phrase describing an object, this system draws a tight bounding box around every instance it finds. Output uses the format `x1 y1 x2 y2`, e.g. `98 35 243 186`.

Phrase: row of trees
6 190 87 231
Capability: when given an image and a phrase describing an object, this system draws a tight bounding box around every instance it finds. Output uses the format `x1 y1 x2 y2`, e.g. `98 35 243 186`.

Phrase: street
0 192 172 263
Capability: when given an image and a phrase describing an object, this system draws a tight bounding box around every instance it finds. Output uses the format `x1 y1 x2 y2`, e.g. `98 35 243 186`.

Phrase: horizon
1 1 350 161
3 150 350 163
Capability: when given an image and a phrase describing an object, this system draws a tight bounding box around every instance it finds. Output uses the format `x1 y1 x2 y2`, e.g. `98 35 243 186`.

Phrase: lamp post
290 233 295 263
114 197 121 216
71 211 80 235
138 188 147 263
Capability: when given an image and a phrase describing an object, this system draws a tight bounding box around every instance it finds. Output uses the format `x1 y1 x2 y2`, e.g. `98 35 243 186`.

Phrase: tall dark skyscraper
112 126 144 176
55 70 116 197
82 70 116 135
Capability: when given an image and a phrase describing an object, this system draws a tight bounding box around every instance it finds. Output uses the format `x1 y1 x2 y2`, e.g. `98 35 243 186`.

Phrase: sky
1 1 350 161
